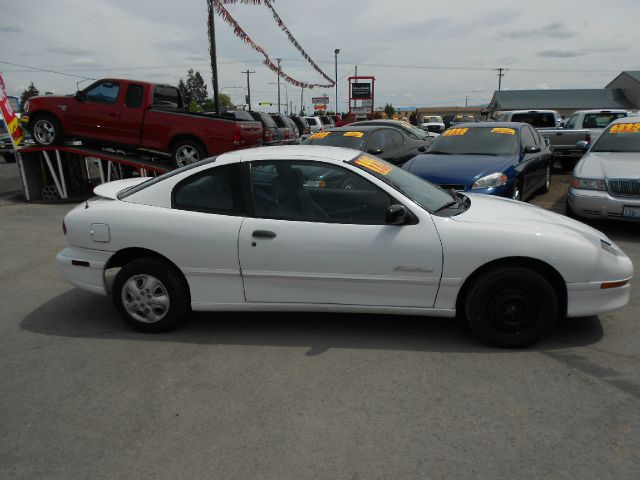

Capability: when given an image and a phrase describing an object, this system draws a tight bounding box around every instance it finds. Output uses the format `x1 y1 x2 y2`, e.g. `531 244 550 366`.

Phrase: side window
153 86 182 109
564 114 578 129
85 81 120 104
521 126 536 148
367 130 393 152
389 130 405 148
125 84 143 108
172 164 243 215
249 161 393 224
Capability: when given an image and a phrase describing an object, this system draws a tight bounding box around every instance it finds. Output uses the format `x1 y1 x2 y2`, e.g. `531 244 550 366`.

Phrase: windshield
349 154 454 213
303 131 366 150
428 127 519 155
591 122 640 152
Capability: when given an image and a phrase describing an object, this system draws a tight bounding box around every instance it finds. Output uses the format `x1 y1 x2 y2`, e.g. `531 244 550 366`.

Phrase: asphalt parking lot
1 160 639 479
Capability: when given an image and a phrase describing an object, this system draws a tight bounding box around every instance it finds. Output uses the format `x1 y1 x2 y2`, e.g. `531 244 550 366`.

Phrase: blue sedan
402 122 552 201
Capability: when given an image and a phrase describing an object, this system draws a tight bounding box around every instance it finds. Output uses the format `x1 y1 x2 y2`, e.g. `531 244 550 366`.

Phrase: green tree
384 103 395 118
409 111 418 125
186 69 208 106
20 82 40 109
202 93 232 112
177 79 188 106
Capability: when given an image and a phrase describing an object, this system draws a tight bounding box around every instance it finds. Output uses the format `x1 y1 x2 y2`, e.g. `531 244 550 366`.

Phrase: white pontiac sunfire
57 146 633 347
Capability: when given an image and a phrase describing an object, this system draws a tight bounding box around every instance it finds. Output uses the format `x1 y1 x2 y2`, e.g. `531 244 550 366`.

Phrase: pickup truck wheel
113 258 190 333
464 267 558 348
172 140 206 168
32 114 63 146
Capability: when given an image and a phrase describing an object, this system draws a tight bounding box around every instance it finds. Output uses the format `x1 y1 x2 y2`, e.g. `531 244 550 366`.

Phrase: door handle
252 230 276 239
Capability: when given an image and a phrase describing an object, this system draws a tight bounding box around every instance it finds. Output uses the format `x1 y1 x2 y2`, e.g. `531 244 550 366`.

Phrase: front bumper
56 246 113 295
566 280 631 317
568 188 640 221
19 114 30 129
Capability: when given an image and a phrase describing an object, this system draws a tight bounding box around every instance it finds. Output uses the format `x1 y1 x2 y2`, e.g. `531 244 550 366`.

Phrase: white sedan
57 146 633 347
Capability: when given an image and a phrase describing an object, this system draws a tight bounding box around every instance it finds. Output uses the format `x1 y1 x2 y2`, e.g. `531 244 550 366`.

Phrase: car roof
609 115 640 125
575 109 628 114
448 121 524 129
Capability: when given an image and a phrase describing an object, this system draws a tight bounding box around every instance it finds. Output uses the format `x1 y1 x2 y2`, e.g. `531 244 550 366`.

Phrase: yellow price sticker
309 132 331 140
443 128 469 137
610 123 640 134
491 127 516 135
343 131 364 138
354 155 393 176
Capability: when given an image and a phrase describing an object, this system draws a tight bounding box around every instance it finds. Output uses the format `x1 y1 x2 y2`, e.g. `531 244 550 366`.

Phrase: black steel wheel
464 267 558 348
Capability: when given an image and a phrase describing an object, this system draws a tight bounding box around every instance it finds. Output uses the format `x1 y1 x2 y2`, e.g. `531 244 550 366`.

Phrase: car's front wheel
32 114 63 146
112 258 190 332
464 266 558 348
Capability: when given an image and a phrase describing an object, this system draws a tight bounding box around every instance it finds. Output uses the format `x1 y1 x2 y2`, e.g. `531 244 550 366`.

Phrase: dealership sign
312 96 329 105
352 83 371 99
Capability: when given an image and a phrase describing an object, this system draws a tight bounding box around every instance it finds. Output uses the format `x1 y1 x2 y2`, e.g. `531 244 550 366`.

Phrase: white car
568 116 640 221
57 146 633 347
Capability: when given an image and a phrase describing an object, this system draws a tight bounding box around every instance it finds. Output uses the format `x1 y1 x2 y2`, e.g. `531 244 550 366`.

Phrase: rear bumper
56 246 113 295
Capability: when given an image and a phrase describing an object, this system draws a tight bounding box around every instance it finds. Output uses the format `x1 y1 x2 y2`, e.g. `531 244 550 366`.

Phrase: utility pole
241 70 255 111
206 0 221 115
276 58 281 113
334 49 340 115
496 67 506 91
465 96 468 107
300 86 304 115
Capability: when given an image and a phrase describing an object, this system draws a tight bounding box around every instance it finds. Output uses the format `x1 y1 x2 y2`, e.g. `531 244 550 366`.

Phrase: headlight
472 172 507 189
570 177 606 191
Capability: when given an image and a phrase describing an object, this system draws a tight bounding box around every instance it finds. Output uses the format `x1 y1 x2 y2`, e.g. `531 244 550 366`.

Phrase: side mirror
559 121 566 128
523 145 541 154
75 91 87 102
367 147 383 155
385 204 408 225
576 140 589 151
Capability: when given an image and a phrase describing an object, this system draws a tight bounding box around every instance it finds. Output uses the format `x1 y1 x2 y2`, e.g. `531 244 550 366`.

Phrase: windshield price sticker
443 128 469 137
343 131 364 138
354 155 393 176
309 132 331 140
610 123 640 134
491 127 516 135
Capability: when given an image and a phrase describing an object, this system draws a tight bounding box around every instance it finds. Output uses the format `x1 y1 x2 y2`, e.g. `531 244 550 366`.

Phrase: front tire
538 165 551 194
112 258 190 332
31 114 63 146
171 139 206 168
464 267 558 348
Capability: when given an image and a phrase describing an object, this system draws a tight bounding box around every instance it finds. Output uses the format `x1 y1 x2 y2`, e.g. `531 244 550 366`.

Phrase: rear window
582 112 627 129
511 112 556 128
153 86 182 109
223 110 255 121
251 111 278 129
320 116 333 125
270 115 286 128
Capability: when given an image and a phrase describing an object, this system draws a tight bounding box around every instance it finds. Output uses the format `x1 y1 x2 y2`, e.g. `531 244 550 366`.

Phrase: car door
67 80 122 141
117 83 146 147
519 125 544 197
238 159 443 308
169 163 247 304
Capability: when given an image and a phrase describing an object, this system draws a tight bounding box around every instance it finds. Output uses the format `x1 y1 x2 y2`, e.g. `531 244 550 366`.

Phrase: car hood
405 154 516 185
93 177 150 199
454 193 608 243
577 151 640 179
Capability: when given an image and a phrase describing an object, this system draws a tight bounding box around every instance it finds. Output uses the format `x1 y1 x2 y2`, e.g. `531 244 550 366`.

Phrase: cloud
0 25 21 33
537 49 588 58
501 22 576 40
46 46 92 56
64 57 99 67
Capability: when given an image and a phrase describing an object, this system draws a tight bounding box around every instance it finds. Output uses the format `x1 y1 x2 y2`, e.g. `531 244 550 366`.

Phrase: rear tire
171 139 206 168
112 258 190 332
31 114 63 146
464 267 558 348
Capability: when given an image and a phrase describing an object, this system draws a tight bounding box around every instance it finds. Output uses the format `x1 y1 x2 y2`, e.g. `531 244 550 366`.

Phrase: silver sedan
567 116 640 221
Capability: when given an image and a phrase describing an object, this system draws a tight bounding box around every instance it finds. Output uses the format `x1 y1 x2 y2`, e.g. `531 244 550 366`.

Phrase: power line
0 60 96 80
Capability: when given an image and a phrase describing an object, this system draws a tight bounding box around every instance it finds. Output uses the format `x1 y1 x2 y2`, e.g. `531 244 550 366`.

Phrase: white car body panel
58 145 633 321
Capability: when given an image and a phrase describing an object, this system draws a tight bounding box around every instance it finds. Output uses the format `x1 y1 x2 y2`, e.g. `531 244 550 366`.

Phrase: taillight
265 129 271 140
284 129 290 140
62 220 67 235
233 124 241 145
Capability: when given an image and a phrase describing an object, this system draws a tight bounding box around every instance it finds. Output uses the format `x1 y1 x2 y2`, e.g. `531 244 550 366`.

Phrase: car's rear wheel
32 114 63 146
112 258 190 332
171 139 206 168
464 267 558 348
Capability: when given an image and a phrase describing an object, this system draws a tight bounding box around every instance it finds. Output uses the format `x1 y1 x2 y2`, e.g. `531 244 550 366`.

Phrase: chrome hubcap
175 145 200 167
121 274 170 323
33 119 55 145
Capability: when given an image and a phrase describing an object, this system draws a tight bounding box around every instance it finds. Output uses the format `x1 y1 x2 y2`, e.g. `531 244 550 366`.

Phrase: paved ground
1 167 639 479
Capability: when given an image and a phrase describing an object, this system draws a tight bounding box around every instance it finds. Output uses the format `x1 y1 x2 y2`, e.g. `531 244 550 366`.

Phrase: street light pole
276 58 282 113
334 48 340 114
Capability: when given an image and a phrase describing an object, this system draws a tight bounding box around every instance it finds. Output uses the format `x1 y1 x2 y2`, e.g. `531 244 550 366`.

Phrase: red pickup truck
21 78 262 167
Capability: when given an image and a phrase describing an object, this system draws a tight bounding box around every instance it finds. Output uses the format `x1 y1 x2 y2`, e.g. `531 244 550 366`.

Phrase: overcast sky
1 0 639 112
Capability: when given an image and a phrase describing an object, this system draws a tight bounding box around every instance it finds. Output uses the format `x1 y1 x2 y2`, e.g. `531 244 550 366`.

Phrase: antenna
76 78 92 91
